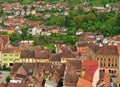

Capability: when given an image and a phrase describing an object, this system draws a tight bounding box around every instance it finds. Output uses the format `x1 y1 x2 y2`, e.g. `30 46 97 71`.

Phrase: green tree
6 76 11 83
2 64 7 70
116 14 120 26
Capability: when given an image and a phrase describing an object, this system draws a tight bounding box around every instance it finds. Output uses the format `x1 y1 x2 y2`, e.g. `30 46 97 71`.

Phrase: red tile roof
0 35 9 46
77 78 92 87
96 45 119 55
82 60 98 66
2 47 20 53
7 83 26 87
60 46 76 58
117 45 120 55
82 60 98 82
0 83 6 87
102 73 110 87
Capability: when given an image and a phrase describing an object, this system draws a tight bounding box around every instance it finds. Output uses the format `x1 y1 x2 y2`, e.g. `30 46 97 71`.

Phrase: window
4 58 7 60
10 63 13 66
15 58 19 61
15 54 19 56
112 64 114 67
9 58 13 60
104 63 106 66
97 58 99 60
109 70 111 73
100 63 102 66
108 63 110 67
9 54 13 56
104 59 106 61
108 58 110 61
4 54 7 56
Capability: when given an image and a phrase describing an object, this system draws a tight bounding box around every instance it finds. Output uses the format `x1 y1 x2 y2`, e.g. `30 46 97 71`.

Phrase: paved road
0 71 10 83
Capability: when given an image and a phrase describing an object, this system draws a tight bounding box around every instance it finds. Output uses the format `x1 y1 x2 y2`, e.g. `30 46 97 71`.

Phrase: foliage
6 76 11 83
2 64 7 70
0 32 8 35
24 15 40 21
45 45 56 53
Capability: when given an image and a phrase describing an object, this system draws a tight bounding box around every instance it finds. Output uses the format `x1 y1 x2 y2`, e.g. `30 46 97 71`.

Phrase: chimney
55 44 62 53
99 43 103 47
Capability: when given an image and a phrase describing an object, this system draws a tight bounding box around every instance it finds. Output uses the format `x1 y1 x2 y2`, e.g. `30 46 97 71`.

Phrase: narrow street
0 71 10 83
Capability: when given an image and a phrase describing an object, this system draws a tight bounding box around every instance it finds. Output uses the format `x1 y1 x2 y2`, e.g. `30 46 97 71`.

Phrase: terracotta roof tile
64 74 78 86
76 42 88 47
0 83 6 87
18 43 32 50
96 45 119 55
7 83 26 87
0 35 9 46
33 46 44 51
10 63 22 75
102 73 110 87
67 60 82 69
50 53 61 61
14 74 27 79
2 47 20 53
35 51 51 59
82 60 98 66
0 41 3 51
60 46 76 58
88 43 100 53
22 63 35 75
77 78 92 87
20 50 35 58
82 60 98 82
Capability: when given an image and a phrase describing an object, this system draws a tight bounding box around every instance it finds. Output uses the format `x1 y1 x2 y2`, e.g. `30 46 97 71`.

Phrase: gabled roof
7 83 26 87
18 43 32 50
67 60 82 69
14 74 27 80
10 63 22 75
0 83 6 87
76 42 88 47
82 60 98 82
0 35 9 46
64 74 79 86
22 63 35 75
50 53 61 61
96 45 119 55
88 43 100 53
2 47 20 53
33 46 44 52
60 46 76 58
77 78 92 87
0 41 3 51
35 51 51 59
20 50 35 58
